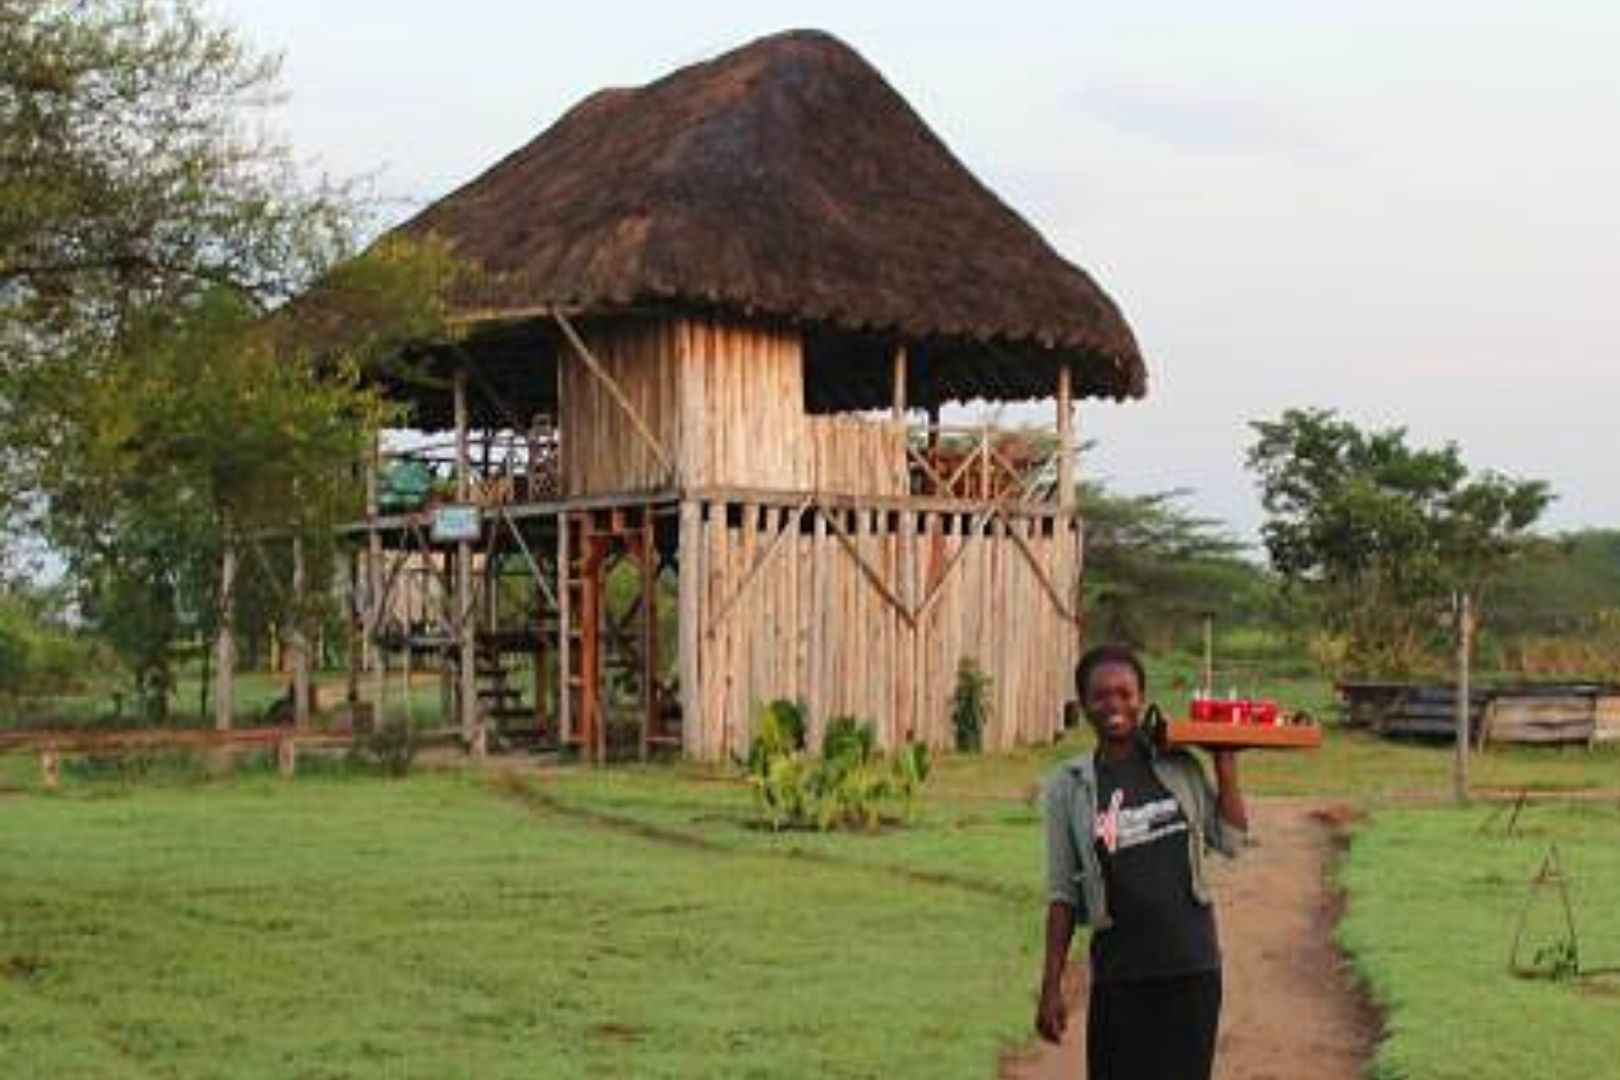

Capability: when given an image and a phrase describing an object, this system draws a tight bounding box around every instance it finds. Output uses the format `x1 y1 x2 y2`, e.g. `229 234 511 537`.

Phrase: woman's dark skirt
1086 970 1221 1080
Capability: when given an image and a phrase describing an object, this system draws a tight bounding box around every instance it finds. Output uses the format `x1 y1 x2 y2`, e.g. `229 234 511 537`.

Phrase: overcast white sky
218 0 1619 543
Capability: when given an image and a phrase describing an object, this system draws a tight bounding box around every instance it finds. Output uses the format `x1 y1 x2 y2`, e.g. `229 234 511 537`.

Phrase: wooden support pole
454 368 482 754
366 435 386 727
290 531 310 730
677 501 702 760
811 508 830 741
894 344 920 741
213 544 236 731
581 525 603 764
892 344 908 419
1202 614 1215 698
1455 591 1473 803
535 563 548 737
1056 364 1074 511
641 518 657 762
1057 368 1084 675
345 549 362 708
903 507 921 742
214 541 236 732
558 511 573 749
979 423 992 502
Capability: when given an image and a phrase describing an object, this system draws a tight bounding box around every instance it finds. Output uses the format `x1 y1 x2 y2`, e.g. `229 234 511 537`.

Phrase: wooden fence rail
0 726 359 787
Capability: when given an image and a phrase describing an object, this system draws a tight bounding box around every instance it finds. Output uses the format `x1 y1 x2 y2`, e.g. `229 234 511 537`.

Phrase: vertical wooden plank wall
687 502 1076 758
561 317 906 499
676 319 905 497
560 320 682 496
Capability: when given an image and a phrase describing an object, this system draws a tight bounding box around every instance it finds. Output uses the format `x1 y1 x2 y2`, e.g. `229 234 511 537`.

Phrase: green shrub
348 720 416 777
61 747 211 787
820 713 876 765
743 705 929 831
949 657 991 752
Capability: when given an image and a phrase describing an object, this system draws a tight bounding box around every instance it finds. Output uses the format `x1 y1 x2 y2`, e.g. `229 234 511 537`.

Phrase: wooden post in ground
1202 614 1215 698
215 540 237 731
581 519 602 764
290 531 310 730
454 368 482 755
677 500 702 759
366 435 386 728
558 511 573 750
640 517 657 762
1455 590 1473 803
345 549 362 709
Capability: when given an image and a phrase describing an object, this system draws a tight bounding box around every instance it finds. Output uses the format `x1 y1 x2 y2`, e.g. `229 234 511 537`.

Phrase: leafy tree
0 0 348 337
1 1 455 717
1247 408 1551 676
0 584 97 702
1077 480 1266 649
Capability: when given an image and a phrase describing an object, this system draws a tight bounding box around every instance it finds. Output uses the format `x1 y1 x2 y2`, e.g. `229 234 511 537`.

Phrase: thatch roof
393 29 1145 409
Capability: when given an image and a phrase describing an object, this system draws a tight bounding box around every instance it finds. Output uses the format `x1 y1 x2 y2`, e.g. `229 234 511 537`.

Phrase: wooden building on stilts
283 30 1146 761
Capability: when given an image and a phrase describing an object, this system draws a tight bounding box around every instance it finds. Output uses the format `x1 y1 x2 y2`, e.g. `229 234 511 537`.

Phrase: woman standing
1035 644 1248 1079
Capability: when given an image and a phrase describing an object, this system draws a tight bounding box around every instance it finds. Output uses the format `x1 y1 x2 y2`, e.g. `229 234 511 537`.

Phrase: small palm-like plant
950 657 992 752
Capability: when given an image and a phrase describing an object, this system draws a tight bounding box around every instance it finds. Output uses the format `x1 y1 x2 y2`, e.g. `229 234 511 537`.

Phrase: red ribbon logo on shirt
1095 789 1123 854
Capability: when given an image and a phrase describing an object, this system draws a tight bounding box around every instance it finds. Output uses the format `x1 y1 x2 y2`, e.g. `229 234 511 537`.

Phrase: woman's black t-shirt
1089 748 1220 984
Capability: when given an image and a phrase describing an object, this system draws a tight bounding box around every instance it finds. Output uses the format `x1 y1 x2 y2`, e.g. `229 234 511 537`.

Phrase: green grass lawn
0 768 1048 1080
4 664 1619 1080
1340 803 1620 1080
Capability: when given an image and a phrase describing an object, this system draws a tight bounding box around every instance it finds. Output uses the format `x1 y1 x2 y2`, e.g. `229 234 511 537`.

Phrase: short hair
1075 643 1147 698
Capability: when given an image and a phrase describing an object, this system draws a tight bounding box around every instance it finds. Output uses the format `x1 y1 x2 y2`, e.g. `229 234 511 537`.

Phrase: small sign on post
431 504 482 544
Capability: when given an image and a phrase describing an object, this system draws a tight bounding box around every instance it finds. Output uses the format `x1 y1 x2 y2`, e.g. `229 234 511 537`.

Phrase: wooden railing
368 420 1064 512
905 424 1063 505
376 426 561 513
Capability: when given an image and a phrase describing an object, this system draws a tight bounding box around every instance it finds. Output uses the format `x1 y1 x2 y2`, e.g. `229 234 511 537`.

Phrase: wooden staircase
562 509 676 762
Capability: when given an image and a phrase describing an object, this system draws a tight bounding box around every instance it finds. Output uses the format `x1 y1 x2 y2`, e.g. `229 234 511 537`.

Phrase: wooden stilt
640 517 657 761
345 549 362 709
454 368 482 754
367 435 386 728
214 540 236 732
291 531 310 730
557 510 573 749
677 500 702 759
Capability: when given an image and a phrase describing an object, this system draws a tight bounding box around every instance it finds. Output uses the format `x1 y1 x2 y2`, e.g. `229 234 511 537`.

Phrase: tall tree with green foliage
1247 408 1551 676
1077 480 1266 649
1 0 454 718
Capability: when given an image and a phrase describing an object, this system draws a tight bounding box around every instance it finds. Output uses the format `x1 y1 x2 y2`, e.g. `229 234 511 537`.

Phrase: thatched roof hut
390 29 1144 426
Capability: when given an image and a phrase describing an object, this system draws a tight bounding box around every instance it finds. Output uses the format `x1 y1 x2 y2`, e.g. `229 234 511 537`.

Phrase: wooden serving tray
1162 720 1323 751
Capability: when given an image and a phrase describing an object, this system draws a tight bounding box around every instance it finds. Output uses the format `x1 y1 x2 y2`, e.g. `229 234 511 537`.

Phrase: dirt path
1001 798 1376 1080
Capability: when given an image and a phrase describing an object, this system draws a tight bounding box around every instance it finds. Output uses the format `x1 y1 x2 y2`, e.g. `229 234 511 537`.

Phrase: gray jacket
1043 743 1246 932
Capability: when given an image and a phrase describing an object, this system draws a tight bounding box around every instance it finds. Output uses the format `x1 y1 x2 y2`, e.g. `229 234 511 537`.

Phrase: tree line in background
1084 409 1615 683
